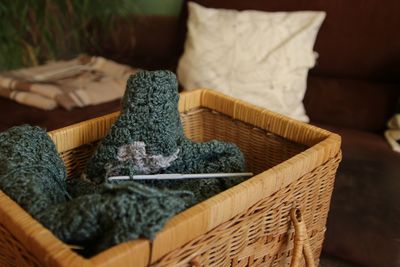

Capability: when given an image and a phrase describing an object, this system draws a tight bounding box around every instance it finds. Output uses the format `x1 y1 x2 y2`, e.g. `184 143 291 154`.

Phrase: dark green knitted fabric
36 181 193 256
0 125 193 256
0 70 247 257
0 125 68 216
84 70 247 202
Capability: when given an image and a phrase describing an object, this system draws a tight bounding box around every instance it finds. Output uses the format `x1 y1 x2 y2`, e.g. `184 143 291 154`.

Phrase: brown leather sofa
1 1 399 266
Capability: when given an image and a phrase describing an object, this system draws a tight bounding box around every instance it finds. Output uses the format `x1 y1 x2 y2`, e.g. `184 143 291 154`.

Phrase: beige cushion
177 2 326 122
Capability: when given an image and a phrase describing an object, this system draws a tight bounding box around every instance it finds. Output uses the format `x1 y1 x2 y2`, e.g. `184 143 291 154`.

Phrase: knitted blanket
0 125 192 256
0 70 247 256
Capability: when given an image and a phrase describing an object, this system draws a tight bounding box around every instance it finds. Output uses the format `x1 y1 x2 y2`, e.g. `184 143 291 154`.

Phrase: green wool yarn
0 125 68 216
36 182 193 255
84 70 247 202
0 70 248 256
0 125 193 256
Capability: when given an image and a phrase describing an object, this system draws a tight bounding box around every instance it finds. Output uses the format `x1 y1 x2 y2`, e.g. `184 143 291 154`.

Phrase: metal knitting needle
107 172 254 181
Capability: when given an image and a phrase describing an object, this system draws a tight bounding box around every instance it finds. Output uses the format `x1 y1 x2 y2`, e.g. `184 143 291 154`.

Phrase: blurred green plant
0 0 139 71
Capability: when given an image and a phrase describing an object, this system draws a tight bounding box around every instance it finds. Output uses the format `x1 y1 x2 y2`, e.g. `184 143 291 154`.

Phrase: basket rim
0 89 341 267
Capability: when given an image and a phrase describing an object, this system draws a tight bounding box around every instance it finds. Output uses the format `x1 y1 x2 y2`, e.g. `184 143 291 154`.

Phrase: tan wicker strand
0 89 341 267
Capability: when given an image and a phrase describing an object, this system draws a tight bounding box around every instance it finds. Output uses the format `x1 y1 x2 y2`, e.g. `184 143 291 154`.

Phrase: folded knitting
84 70 247 202
0 70 247 257
0 125 193 256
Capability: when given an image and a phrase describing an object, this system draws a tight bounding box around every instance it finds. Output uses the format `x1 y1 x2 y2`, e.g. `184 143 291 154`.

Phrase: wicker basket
0 89 341 267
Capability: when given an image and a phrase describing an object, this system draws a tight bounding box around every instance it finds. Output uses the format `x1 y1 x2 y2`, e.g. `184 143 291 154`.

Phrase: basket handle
189 208 315 267
289 207 315 267
190 257 201 267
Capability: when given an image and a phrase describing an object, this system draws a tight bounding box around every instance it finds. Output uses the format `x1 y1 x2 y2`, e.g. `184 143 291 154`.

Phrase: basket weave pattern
0 220 41 267
0 89 341 267
152 153 340 266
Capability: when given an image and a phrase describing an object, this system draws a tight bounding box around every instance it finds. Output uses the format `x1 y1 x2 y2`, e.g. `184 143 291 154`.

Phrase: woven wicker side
150 91 340 264
0 191 94 267
60 142 99 178
199 89 331 148
0 219 42 267
151 153 341 267
194 109 308 174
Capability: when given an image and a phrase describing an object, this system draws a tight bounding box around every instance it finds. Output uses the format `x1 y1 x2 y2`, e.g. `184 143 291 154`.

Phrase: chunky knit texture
0 125 193 256
84 70 246 202
0 125 68 216
36 181 193 256
0 70 247 257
